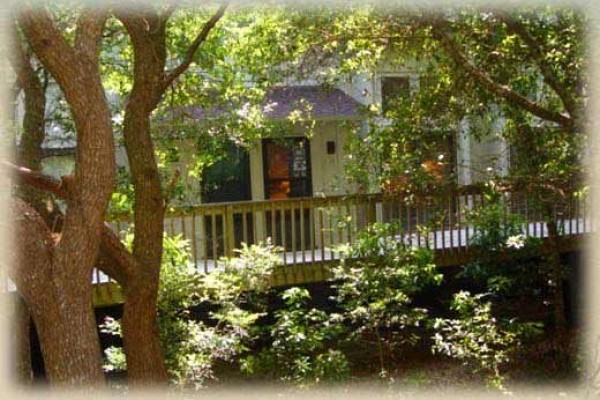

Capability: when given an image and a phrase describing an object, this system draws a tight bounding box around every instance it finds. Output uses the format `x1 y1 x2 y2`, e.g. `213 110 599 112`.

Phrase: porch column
249 141 267 242
457 118 474 212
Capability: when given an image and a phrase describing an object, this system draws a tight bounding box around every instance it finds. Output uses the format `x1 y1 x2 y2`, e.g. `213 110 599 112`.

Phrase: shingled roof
181 85 364 121
264 85 363 119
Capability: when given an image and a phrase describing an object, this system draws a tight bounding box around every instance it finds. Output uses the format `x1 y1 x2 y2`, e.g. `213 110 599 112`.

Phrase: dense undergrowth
99 196 581 392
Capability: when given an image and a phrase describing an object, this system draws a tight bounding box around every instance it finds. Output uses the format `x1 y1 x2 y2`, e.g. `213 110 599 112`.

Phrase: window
381 76 411 114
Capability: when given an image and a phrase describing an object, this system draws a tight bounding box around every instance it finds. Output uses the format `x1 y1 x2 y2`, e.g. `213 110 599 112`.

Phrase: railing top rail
108 183 584 222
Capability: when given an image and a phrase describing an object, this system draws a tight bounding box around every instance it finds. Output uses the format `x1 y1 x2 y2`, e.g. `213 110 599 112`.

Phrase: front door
263 138 312 200
262 138 312 251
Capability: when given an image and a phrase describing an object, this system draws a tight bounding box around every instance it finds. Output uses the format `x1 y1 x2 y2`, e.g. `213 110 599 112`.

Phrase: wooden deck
1 188 593 306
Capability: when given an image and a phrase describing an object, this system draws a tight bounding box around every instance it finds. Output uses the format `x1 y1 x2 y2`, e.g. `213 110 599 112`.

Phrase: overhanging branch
495 11 578 119
161 2 228 90
429 17 574 131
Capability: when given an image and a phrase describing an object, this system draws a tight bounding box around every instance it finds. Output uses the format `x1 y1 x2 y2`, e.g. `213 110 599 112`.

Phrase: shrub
432 291 542 389
459 189 544 297
331 222 442 377
241 287 350 387
100 235 280 389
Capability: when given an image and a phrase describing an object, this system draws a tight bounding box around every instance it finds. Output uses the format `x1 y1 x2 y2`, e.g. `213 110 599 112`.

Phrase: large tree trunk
11 199 105 385
7 35 47 383
12 297 33 384
114 9 170 385
120 79 169 386
113 6 226 384
16 7 115 387
121 276 166 385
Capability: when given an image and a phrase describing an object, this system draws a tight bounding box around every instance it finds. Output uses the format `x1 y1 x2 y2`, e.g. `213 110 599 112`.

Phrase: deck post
225 205 235 257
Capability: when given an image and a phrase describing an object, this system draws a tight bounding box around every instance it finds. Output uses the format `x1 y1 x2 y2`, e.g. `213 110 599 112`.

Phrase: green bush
459 189 544 297
241 287 350 387
432 291 542 389
100 235 281 389
331 222 442 377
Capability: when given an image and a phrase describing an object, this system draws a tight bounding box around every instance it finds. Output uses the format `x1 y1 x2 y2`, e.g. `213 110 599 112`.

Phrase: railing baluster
448 195 453 250
280 207 287 266
346 201 352 245
525 194 530 238
405 202 410 248
291 202 297 267
328 198 335 259
575 192 580 235
319 205 326 261
191 210 198 268
309 199 316 266
211 212 217 268
242 208 248 245
225 205 235 257
270 203 277 248
300 200 306 265
457 197 462 251
415 202 421 248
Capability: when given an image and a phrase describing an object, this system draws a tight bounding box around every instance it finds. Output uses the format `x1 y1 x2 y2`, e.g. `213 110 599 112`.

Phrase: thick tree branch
8 22 41 96
495 11 578 120
18 6 79 90
162 2 228 90
429 17 574 131
2 161 68 198
2 161 137 285
98 223 137 285
74 9 109 64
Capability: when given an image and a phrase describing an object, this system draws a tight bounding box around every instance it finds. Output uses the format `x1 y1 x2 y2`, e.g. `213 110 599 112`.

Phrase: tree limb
1 161 68 198
162 2 228 91
18 5 79 91
429 17 574 131
74 9 109 64
2 161 137 285
494 11 578 120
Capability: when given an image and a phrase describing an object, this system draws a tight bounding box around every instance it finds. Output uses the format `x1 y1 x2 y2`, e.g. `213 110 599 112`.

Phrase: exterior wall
309 120 357 196
464 116 510 184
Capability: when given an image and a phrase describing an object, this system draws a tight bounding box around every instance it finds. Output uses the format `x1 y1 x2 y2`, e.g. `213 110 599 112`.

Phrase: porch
90 186 593 304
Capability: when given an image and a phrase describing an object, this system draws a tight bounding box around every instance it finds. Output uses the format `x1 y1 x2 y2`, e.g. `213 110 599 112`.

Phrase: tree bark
116 9 170 384
114 5 226 384
120 109 168 384
8 24 48 217
15 6 115 387
12 296 33 384
7 31 47 383
10 199 105 386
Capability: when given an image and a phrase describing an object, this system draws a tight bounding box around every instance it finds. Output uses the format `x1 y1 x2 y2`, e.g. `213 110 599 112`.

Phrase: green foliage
331 223 442 376
241 287 350 387
100 236 281 388
342 7 586 201
432 291 542 389
459 187 544 297
165 239 280 388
